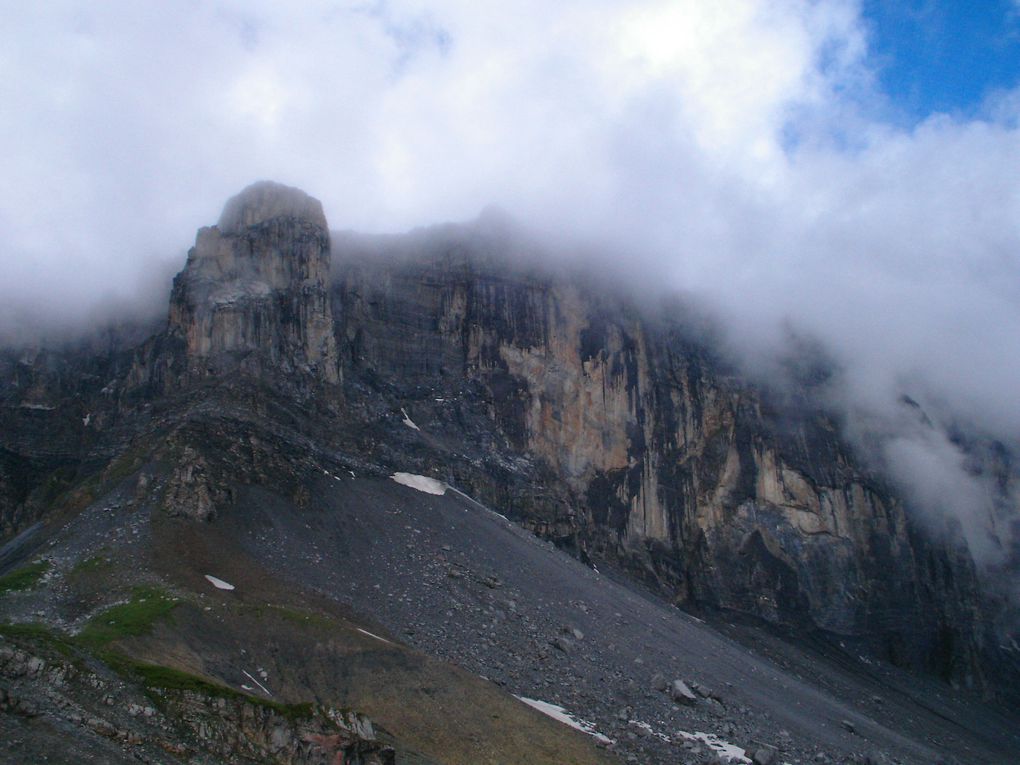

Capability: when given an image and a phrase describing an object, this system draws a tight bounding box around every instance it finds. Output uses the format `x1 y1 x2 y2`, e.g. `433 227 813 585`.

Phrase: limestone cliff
164 181 339 386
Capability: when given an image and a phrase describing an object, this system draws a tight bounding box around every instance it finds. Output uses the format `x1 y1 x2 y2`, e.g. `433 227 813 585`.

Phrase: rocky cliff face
330 231 1001 688
163 181 339 387
0 184 1015 698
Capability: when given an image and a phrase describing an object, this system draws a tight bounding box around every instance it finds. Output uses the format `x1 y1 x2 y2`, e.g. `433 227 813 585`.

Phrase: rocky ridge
329 227 1007 690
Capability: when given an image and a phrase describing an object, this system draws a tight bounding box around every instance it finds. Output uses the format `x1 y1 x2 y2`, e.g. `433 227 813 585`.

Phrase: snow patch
515 696 613 744
678 731 750 763
356 628 395 646
204 574 235 591
400 408 420 431
390 472 447 495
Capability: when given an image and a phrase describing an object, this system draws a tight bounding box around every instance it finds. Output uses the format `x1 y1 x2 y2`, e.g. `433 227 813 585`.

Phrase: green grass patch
0 560 49 595
102 448 145 486
258 603 338 630
0 616 314 726
77 587 178 647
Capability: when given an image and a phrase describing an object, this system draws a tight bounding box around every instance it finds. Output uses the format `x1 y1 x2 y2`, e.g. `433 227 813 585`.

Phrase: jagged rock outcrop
164 180 339 386
0 638 394 764
160 446 228 522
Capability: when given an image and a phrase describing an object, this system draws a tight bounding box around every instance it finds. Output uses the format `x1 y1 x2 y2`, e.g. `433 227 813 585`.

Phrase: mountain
1 181 1017 764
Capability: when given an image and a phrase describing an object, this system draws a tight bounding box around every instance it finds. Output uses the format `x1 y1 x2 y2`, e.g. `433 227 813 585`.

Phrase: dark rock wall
165 182 339 387
330 230 1000 687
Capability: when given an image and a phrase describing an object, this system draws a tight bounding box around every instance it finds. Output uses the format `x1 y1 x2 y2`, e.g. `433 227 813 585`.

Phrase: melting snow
678 731 750 763
400 408 421 431
515 696 613 744
356 628 395 645
390 473 447 495
204 574 235 591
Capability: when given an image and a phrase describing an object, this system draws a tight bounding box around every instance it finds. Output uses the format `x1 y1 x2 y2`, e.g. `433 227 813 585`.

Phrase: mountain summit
217 180 329 233
165 181 339 385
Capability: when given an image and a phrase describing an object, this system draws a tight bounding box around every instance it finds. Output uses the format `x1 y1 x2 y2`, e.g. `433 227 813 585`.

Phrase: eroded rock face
331 231 1001 686
160 447 228 522
218 180 329 234
166 181 339 385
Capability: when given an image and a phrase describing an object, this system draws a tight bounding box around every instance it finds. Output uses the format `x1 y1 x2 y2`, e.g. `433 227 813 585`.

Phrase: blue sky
862 0 1020 120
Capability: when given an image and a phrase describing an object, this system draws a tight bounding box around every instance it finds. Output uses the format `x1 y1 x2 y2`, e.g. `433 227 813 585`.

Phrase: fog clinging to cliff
2 1 1019 562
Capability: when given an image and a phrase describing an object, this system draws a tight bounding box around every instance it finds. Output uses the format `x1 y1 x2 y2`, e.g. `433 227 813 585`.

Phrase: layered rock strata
331 230 1001 687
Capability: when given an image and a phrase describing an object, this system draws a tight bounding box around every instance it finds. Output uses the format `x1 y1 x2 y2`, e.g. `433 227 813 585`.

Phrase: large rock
668 679 697 705
166 181 339 385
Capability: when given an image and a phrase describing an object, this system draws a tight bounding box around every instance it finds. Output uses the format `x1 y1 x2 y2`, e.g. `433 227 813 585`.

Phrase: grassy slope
138 515 618 765
1 431 618 765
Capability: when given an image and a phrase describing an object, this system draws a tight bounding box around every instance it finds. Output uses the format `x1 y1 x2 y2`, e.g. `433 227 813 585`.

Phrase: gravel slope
228 474 1020 765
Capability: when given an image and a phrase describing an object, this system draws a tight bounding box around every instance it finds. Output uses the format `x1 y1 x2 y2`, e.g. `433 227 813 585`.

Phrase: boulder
669 679 697 705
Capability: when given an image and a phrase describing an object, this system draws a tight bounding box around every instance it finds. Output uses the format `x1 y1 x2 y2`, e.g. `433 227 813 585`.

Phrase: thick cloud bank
2 1 1019 565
